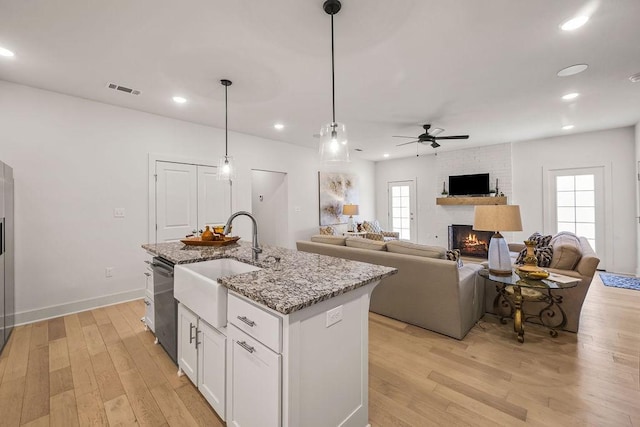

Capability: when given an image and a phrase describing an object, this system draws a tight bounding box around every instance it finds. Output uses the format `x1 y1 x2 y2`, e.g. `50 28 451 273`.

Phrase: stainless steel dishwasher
150 257 177 363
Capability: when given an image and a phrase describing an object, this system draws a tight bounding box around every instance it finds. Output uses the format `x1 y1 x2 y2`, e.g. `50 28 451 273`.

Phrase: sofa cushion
345 237 387 251
310 234 346 245
550 232 583 270
386 240 446 259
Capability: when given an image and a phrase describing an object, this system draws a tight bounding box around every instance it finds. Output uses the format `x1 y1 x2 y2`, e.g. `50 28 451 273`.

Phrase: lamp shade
342 204 359 216
473 205 522 232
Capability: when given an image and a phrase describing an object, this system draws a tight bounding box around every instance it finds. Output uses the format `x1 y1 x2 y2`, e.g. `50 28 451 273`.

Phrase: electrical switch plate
114 208 125 218
105 267 114 278
326 305 343 327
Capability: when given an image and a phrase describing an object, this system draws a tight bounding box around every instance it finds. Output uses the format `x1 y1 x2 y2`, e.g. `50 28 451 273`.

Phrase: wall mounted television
448 173 490 196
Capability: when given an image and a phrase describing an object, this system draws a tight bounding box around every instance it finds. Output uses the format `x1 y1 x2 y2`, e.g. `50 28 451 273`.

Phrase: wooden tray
180 236 240 247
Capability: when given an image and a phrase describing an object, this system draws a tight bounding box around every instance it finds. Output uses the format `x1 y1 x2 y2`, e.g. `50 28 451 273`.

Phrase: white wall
375 144 512 248
512 127 636 275
0 80 375 323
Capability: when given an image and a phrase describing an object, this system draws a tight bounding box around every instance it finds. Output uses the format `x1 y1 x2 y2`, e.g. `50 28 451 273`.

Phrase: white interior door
251 170 288 247
156 161 197 242
198 165 231 229
388 180 416 241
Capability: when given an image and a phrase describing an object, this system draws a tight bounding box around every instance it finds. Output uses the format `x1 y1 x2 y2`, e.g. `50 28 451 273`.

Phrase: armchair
361 220 400 241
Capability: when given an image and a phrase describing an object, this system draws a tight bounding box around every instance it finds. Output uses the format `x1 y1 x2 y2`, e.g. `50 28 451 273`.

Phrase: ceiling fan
394 124 469 148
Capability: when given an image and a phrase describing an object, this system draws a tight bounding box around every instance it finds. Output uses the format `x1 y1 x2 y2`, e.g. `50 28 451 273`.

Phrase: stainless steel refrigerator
0 161 14 354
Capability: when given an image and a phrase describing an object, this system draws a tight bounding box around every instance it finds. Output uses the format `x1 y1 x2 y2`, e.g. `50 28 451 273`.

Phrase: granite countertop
142 241 397 315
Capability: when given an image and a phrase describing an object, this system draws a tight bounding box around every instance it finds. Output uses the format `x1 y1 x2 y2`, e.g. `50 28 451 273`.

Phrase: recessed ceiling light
560 16 589 31
562 124 575 130
274 123 284 130
562 92 580 101
557 64 588 77
383 153 389 158
0 46 15 57
172 96 187 104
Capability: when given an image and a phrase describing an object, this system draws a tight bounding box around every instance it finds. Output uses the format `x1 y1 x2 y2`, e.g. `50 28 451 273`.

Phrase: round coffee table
478 269 579 343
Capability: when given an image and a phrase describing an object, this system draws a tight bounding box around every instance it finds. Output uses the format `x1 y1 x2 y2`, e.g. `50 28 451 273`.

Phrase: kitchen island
142 241 397 427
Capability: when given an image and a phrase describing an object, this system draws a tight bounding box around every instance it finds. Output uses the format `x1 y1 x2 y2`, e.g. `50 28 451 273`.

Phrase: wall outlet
114 208 125 218
105 267 114 278
326 305 343 327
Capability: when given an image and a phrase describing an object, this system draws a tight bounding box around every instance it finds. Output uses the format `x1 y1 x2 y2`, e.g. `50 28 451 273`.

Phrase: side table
478 269 579 343
343 231 367 238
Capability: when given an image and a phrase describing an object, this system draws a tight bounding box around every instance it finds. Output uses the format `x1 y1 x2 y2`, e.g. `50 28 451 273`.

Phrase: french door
546 167 605 269
387 180 416 241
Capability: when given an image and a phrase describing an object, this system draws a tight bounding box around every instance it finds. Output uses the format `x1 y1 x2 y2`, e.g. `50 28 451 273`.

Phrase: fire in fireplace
448 225 493 258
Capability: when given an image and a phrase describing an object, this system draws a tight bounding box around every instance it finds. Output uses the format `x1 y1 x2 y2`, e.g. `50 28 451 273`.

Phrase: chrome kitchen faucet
223 211 262 261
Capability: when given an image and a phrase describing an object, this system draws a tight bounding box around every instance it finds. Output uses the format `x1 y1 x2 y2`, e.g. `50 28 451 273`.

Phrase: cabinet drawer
228 294 281 353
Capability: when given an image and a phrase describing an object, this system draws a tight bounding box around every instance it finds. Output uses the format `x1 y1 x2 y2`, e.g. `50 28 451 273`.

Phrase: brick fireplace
448 224 492 258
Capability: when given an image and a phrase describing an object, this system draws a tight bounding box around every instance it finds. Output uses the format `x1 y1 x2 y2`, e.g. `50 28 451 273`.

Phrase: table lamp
473 205 522 275
342 204 359 232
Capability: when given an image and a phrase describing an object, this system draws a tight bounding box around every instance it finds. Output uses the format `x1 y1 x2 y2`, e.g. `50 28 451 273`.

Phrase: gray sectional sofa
296 236 484 340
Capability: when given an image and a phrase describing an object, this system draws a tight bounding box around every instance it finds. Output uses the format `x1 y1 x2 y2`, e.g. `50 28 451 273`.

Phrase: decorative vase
201 225 214 241
517 240 542 272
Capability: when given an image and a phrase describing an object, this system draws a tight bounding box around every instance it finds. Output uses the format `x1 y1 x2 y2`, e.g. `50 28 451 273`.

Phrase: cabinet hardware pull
237 316 256 327
144 272 151 277
195 328 201 349
237 341 255 353
189 323 196 344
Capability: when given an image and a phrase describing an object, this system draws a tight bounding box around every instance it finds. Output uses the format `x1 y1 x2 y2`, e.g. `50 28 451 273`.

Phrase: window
556 174 596 252
388 181 416 241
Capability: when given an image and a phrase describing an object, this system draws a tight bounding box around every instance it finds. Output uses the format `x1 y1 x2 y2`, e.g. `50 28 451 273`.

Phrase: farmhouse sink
174 258 261 328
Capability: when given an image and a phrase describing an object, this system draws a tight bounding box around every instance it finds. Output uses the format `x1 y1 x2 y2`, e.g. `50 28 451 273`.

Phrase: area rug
599 272 640 291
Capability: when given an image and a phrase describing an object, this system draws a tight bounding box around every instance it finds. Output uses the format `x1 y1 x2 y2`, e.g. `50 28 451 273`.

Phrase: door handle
189 323 196 344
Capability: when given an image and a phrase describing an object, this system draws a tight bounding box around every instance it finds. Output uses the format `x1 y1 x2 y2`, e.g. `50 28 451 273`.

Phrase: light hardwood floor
0 273 638 426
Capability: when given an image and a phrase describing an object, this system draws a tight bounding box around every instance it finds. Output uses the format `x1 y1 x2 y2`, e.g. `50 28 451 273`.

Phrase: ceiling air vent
106 82 141 96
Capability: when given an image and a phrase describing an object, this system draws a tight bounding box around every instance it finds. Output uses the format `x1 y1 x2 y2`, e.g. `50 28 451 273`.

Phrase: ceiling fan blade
428 127 444 136
392 136 418 139
434 135 469 140
396 140 419 146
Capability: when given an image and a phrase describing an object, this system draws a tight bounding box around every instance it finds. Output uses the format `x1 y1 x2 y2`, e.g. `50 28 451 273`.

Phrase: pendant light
217 79 235 180
319 0 350 163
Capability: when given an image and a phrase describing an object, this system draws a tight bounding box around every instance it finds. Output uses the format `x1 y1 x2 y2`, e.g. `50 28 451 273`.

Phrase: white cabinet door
156 161 198 242
229 326 281 427
144 290 155 333
198 320 226 420
198 166 231 229
177 304 198 384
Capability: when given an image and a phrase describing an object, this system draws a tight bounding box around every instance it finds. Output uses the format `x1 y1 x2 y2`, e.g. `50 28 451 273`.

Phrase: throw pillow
362 220 383 234
446 249 464 268
515 245 553 267
549 232 582 270
319 226 335 235
527 232 552 248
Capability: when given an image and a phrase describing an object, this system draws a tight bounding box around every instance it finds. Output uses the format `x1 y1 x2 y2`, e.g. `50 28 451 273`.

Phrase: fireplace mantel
436 196 507 206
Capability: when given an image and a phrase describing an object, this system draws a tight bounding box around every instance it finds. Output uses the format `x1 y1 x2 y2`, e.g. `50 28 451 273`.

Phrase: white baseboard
14 288 146 326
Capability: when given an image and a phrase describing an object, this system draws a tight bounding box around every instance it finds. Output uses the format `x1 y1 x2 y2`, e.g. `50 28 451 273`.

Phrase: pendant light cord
224 84 228 158
331 13 336 125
